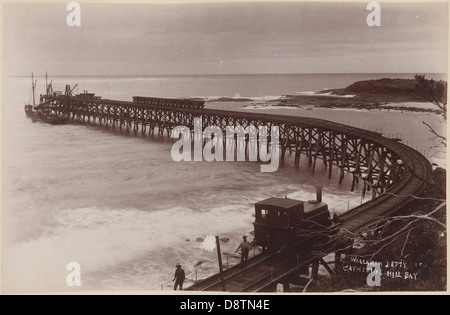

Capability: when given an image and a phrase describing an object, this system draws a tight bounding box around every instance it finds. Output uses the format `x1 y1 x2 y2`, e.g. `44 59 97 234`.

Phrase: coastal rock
344 78 422 98
273 78 446 112
194 260 206 267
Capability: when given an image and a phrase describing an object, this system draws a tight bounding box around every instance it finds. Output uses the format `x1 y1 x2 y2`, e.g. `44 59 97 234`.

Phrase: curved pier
40 94 432 291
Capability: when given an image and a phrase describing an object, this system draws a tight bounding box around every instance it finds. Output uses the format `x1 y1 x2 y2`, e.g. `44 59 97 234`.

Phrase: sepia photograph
1 0 448 296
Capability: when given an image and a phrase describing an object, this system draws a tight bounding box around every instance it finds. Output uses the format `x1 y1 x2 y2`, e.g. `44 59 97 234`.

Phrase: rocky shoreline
244 78 444 114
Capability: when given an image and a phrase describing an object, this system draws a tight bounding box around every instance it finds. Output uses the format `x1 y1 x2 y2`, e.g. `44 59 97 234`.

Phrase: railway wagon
75 90 100 99
253 190 330 250
132 96 205 109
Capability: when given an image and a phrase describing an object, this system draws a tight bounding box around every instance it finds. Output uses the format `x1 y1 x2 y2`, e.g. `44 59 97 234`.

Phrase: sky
2 1 449 76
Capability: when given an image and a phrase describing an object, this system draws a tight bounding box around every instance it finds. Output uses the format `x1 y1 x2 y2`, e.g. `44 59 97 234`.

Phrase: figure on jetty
235 235 252 264
173 263 185 290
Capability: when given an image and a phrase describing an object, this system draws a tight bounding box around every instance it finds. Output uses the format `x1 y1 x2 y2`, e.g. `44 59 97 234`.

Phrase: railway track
188 236 324 292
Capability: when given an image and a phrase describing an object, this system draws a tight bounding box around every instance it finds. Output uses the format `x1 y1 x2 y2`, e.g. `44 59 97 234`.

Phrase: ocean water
2 73 446 293
20 72 447 100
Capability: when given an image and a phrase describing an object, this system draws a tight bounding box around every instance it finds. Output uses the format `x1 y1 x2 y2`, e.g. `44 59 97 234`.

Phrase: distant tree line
415 74 447 148
415 74 447 120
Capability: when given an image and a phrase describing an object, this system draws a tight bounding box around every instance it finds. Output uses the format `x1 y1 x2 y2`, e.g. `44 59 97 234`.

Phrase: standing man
173 263 185 290
235 235 251 264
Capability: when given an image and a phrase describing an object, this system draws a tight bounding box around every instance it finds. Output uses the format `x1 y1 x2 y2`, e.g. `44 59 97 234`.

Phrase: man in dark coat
235 235 251 264
173 263 185 290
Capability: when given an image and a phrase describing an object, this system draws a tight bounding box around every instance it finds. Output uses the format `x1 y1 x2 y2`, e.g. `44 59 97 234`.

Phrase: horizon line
9 72 448 78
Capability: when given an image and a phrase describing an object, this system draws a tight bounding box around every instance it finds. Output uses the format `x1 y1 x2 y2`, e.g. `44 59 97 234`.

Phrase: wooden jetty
35 88 432 292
